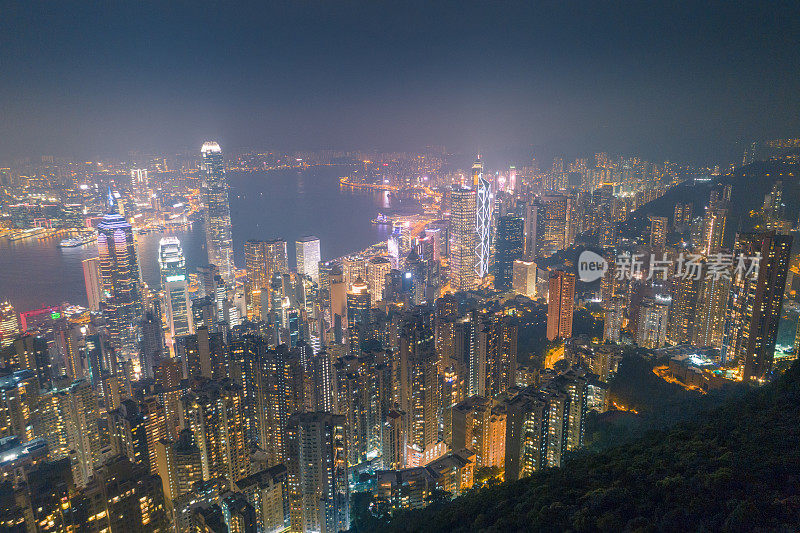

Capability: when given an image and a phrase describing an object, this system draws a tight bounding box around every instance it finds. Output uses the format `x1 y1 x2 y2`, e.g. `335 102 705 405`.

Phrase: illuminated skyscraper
546 271 575 341
449 186 478 292
296 236 321 283
694 271 730 349
367 256 391 307
201 142 235 285
0 301 19 348
399 309 440 459
183 379 250 484
700 207 727 254
649 216 669 248
494 215 524 291
512 260 536 297
473 158 492 279
636 296 670 349
82 257 103 312
159 237 193 340
667 274 700 345
130 168 149 205
286 412 350 533
346 278 370 353
723 231 792 380
96 191 142 352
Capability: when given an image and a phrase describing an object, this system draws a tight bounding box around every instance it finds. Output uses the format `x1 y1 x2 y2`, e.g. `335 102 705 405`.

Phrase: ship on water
58 232 97 248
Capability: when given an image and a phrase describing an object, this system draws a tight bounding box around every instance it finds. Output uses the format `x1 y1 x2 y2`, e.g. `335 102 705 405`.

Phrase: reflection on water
0 165 394 313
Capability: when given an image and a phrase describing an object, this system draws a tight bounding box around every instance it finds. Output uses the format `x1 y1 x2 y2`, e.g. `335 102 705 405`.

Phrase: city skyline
1 3 799 532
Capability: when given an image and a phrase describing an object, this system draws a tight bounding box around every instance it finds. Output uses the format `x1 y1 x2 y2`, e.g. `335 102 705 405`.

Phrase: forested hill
371 364 800 532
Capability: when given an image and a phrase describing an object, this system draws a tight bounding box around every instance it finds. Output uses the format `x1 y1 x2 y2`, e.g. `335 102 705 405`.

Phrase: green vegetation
362 362 800 532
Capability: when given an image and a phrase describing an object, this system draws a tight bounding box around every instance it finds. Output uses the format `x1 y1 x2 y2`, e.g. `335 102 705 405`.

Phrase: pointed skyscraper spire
107 187 118 213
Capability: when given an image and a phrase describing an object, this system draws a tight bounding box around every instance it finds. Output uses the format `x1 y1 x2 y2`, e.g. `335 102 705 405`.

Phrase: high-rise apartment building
723 231 792 380
399 310 440 459
286 412 349 533
201 142 236 285
449 186 478 291
546 271 575 341
649 216 669 248
183 379 250 484
296 236 321 283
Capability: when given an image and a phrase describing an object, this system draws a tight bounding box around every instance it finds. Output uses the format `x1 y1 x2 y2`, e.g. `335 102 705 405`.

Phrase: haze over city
2 1 800 164
1 2 800 532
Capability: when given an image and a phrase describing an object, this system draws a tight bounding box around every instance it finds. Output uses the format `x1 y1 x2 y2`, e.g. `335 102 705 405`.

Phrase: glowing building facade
201 142 236 285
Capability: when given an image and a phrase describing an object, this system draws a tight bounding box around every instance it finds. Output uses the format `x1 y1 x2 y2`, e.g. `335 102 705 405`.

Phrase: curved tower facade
97 191 142 352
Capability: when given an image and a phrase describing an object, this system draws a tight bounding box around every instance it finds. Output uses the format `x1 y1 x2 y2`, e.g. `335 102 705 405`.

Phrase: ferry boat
371 213 393 225
58 232 97 248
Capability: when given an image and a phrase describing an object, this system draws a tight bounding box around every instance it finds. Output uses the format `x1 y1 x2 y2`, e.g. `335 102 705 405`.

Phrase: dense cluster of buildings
0 139 797 531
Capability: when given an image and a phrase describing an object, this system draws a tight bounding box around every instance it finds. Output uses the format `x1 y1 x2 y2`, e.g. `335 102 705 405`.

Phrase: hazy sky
2 1 799 164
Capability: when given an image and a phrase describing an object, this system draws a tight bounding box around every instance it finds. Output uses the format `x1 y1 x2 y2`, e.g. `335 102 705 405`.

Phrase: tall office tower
287 412 349 533
723 232 792 380
700 207 727 254
334 351 392 465
97 193 142 354
399 309 440 459
367 256 391 307
201 142 235 285
532 195 569 257
504 386 571 480
449 396 506 469
546 271 575 341
673 202 693 230
694 272 730 349
85 455 171 531
159 237 194 340
473 159 492 279
602 296 626 343
636 296 670 349
296 236 321 283
130 168 149 205
346 278 371 354
140 311 164 379
329 266 347 328
244 239 268 321
667 274 701 345
649 216 669 248
512 259 537 297
342 256 368 289
155 429 203 503
192 296 218 332
265 239 290 277
82 257 103 312
449 185 478 291
183 379 250 483
494 215 525 290
0 301 19 348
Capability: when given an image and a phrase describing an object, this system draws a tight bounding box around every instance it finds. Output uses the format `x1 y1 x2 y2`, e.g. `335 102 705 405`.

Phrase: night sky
2 1 799 164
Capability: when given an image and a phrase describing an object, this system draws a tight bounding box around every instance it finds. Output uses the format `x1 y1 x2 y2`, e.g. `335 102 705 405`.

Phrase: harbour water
0 165 393 313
